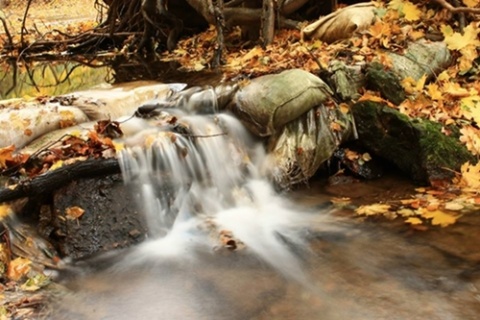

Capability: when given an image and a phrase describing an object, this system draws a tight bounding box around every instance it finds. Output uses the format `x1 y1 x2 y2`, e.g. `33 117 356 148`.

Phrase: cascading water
50 85 480 320
115 92 332 284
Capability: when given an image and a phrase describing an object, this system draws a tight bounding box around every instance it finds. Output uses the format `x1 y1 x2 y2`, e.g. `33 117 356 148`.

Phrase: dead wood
0 158 120 203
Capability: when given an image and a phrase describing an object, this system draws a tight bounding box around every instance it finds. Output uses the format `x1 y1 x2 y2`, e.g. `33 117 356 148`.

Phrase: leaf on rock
65 206 85 220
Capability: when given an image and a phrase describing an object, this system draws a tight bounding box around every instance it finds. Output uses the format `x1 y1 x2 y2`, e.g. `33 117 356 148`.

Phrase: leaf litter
1 0 480 317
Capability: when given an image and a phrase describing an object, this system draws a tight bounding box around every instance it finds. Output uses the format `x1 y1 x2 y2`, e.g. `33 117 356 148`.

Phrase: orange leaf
0 145 15 169
65 206 85 220
7 257 31 281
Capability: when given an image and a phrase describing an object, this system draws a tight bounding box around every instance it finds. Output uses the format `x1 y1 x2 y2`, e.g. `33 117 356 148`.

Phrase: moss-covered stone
365 62 406 105
351 101 475 184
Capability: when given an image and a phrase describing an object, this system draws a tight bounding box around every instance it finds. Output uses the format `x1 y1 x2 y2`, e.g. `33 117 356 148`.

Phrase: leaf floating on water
397 208 415 217
444 202 465 211
65 206 85 220
405 217 423 225
356 203 391 216
420 208 458 227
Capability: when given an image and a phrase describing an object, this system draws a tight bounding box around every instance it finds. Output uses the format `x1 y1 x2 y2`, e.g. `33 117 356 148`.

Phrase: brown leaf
65 206 85 220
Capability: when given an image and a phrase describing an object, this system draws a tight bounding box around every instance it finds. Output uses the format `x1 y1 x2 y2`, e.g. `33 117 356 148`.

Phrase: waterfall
114 87 337 283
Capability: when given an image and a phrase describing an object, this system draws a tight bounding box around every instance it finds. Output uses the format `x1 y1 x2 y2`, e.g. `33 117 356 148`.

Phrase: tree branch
0 158 121 204
433 0 480 14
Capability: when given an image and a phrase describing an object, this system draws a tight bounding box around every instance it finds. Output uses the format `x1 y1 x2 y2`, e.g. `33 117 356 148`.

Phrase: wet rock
267 103 354 187
351 101 475 184
46 174 147 259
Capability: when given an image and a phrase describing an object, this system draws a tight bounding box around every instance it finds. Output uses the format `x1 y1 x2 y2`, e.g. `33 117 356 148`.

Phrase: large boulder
351 101 475 184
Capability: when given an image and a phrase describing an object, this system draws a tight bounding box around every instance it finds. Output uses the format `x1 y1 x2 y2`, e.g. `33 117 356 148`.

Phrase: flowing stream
48 87 480 320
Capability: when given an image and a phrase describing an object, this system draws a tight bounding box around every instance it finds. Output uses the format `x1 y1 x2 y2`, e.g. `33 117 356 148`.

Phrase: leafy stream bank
0 59 480 320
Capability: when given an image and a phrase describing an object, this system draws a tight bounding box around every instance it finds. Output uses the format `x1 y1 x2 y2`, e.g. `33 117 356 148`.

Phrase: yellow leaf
356 203 391 216
426 83 443 100
388 0 404 10
459 46 478 71
462 0 479 8
49 160 64 171
460 162 480 188
113 141 125 152
415 74 427 91
420 209 457 227
444 202 465 211
401 76 417 94
193 62 205 71
405 217 423 225
402 1 422 21
21 274 50 292
0 204 13 220
460 95 480 123
443 23 480 51
397 208 416 217
388 0 421 21
459 126 480 155
443 82 470 97
437 71 451 82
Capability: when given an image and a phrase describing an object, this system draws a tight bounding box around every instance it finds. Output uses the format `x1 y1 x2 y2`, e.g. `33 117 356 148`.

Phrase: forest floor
1 0 98 35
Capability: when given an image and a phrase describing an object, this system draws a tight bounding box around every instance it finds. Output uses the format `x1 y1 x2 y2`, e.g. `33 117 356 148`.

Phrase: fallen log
0 158 120 203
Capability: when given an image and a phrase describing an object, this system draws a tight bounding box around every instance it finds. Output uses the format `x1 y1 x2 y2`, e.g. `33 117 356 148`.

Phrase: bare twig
433 0 480 14
20 0 34 48
0 16 14 49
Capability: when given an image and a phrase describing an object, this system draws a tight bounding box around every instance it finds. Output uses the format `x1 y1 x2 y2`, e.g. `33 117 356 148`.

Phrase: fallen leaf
420 208 458 227
0 204 12 220
7 257 31 281
356 203 391 216
444 201 464 211
65 206 85 220
0 145 15 169
21 274 50 291
405 217 423 225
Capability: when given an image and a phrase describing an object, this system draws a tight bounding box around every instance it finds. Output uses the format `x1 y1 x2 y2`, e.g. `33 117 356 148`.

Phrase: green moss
352 101 475 183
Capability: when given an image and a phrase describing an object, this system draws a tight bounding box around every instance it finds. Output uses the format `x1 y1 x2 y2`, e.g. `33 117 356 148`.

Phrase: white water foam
115 93 334 284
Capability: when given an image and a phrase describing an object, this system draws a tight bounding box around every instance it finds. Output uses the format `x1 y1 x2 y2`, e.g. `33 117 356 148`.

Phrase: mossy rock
351 101 475 184
365 62 406 105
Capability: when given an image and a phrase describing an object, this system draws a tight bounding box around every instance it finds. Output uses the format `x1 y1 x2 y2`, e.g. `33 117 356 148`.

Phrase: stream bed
2 60 479 320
